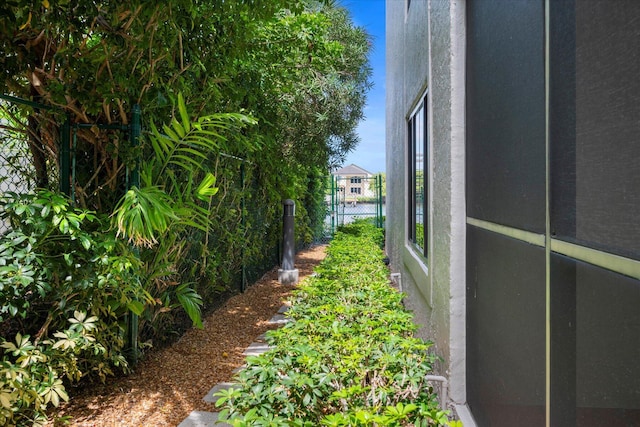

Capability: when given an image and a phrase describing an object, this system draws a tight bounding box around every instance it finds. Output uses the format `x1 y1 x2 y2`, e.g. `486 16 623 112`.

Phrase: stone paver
177 410 230 427
267 313 290 325
203 382 235 403
277 305 290 314
242 342 272 356
177 304 294 426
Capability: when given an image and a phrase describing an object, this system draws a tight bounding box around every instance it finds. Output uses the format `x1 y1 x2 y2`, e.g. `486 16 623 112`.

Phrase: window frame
407 92 429 258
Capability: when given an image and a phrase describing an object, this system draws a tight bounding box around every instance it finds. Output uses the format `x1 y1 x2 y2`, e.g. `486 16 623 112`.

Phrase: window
408 94 428 256
350 187 361 194
350 177 362 184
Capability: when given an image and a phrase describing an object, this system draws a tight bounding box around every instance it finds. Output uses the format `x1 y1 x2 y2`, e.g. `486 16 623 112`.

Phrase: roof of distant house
332 164 372 176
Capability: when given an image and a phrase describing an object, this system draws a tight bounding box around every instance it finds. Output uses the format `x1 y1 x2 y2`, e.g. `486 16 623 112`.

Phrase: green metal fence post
130 104 141 188
374 175 378 228
241 162 247 292
377 174 382 228
71 127 78 205
127 104 141 364
330 175 335 235
380 175 383 228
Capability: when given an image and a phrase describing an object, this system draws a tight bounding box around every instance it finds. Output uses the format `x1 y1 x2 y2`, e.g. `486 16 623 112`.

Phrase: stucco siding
386 0 467 407
385 0 431 334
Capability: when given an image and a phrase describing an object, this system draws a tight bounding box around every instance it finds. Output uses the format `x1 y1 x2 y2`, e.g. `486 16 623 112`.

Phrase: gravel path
49 245 327 427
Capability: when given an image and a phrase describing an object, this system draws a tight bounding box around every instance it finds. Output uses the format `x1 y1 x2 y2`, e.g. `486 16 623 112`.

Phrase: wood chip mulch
49 245 327 427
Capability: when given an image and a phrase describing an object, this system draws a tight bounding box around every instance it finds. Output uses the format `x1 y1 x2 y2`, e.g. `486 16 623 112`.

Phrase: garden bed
216 221 458 426
46 245 326 427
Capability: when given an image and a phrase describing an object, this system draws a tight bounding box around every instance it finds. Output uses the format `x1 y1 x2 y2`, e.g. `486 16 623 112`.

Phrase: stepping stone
267 314 290 325
277 305 290 314
232 364 246 374
203 382 235 403
256 332 267 341
178 411 230 427
243 342 272 356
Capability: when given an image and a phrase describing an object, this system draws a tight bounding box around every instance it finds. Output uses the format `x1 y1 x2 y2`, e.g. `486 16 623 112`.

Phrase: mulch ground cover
48 245 327 427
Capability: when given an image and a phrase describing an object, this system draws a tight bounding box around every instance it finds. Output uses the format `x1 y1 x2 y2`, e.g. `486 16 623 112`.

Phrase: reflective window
408 95 427 255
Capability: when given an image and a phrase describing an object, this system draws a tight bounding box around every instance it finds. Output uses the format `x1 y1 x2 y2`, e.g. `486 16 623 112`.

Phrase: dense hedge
217 221 460 426
0 0 371 349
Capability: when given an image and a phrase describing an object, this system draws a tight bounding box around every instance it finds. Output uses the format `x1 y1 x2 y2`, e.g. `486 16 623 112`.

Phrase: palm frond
174 283 203 329
112 186 178 247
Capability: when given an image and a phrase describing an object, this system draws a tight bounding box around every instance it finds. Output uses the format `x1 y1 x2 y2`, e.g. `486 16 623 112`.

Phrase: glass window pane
415 103 425 251
408 96 427 256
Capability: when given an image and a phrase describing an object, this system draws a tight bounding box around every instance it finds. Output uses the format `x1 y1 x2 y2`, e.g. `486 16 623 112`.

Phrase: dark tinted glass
408 98 427 256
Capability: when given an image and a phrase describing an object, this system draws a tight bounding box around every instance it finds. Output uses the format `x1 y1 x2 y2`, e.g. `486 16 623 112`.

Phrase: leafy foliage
0 0 370 205
216 221 459 426
111 94 257 335
0 190 147 341
0 191 147 425
0 312 110 427
0 1 374 421
1 0 371 304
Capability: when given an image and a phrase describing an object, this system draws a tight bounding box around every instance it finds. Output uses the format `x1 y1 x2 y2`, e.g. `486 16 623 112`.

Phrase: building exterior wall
386 0 431 335
386 0 467 408
335 174 374 199
388 1 640 426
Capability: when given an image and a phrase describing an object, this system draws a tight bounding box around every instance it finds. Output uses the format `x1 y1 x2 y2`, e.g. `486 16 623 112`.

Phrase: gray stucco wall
386 0 431 324
385 0 467 405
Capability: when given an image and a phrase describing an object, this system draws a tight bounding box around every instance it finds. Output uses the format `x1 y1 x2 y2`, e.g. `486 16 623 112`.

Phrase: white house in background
386 1 640 426
332 163 374 200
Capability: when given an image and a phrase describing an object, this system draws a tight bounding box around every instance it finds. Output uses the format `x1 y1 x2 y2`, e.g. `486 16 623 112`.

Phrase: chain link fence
1 92 329 356
0 97 62 234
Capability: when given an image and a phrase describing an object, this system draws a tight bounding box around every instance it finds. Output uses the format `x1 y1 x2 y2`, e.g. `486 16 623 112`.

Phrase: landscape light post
278 199 299 285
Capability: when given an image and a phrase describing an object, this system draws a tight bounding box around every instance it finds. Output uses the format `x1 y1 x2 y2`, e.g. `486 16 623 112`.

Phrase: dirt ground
49 245 327 427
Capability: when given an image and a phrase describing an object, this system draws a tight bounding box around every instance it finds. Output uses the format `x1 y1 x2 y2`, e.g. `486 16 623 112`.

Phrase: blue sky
340 0 386 174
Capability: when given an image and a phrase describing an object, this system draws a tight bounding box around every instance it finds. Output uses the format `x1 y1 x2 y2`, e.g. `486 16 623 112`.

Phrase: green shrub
0 190 148 425
336 218 384 248
0 313 106 427
216 222 458 426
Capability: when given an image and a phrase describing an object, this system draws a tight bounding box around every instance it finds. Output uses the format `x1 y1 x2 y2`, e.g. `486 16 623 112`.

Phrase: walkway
178 306 292 426
49 246 326 427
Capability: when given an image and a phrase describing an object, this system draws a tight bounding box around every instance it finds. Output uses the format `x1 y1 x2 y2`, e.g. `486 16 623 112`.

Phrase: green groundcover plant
216 221 462 426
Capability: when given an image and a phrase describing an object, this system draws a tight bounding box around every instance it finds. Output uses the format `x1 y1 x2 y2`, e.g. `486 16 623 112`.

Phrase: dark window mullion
422 97 428 257
408 118 415 242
